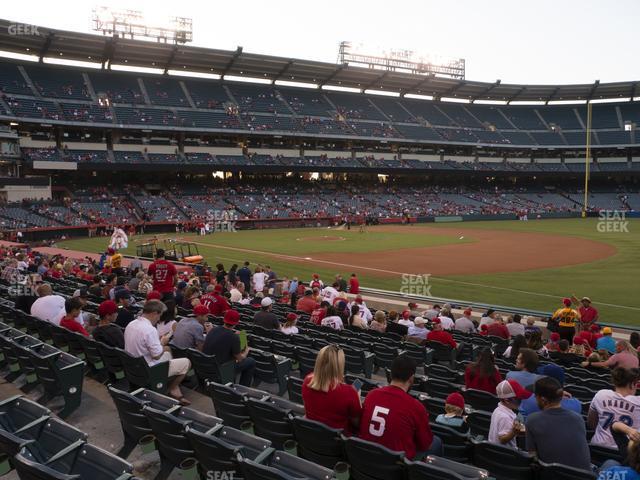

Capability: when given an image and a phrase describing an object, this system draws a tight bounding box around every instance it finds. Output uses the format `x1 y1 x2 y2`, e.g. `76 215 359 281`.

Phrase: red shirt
358 385 433 460
296 296 318 314
349 277 360 294
59 316 89 337
148 259 177 293
426 330 457 348
302 374 362 435
310 307 327 325
486 323 511 339
201 293 230 316
579 306 598 325
464 365 502 394
577 331 596 349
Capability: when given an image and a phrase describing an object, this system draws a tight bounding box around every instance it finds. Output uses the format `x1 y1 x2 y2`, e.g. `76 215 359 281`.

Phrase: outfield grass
58 218 639 326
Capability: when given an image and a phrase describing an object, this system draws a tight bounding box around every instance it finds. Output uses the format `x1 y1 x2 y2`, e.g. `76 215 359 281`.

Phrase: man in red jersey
147 248 177 301
200 284 230 316
359 356 441 459
427 318 458 348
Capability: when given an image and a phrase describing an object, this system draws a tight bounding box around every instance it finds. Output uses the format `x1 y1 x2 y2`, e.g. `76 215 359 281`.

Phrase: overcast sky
2 0 638 85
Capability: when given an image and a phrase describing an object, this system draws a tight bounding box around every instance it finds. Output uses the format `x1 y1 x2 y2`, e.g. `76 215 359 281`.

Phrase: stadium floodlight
338 41 465 80
91 6 193 44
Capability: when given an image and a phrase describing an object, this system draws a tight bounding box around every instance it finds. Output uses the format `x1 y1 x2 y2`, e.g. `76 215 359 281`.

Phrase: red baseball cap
286 313 298 322
224 309 240 325
445 392 465 410
431 317 441 325
550 332 561 341
562 297 572 307
214 284 223 293
193 304 209 316
147 290 162 301
496 380 532 400
401 310 411 320
98 300 117 317
590 324 601 332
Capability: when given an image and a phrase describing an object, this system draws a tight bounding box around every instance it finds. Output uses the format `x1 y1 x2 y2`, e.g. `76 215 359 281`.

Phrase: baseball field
58 218 639 326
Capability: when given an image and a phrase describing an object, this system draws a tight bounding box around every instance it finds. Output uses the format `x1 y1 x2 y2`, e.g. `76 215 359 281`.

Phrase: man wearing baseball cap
551 298 581 343
596 326 616 354
92 300 124 349
488 379 531 448
172 304 213 351
253 297 281 330
203 309 255 386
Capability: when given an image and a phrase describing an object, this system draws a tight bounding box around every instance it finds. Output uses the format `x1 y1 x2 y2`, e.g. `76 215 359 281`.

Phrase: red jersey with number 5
358 385 433 460
148 259 177 293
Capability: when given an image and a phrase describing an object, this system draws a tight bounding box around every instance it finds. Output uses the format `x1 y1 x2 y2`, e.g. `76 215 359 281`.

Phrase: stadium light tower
337 41 465 80
91 6 193 44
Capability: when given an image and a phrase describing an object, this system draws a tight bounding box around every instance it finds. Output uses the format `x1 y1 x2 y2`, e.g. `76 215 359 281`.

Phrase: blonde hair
374 310 386 324
445 404 463 416
284 317 297 329
308 345 345 393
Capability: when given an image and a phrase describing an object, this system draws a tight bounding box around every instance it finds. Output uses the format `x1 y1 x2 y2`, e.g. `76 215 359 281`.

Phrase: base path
312 225 616 276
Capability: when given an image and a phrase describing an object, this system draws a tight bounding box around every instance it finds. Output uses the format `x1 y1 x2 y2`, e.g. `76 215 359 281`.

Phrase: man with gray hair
30 283 66 325
124 299 191 405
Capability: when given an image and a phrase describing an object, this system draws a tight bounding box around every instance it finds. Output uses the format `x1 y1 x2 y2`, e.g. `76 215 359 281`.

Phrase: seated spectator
30 283 66 325
486 317 510 339
397 310 413 328
437 307 454 330
347 304 367 329
172 304 213 350
423 304 441 321
302 344 362 435
156 299 177 337
588 367 640 449
369 310 387 333
503 335 527 360
489 380 530 448
310 301 329 325
519 364 581 420
584 341 640 370
321 305 344 330
114 289 135 329
296 289 318 314
359 356 441 459
436 392 469 433
203 309 255 386
465 347 502 394
282 313 299 335
506 348 540 388
427 318 457 348
407 317 429 340
455 308 476 333
506 314 525 337
253 297 281 330
479 309 497 328
124 300 191 404
59 297 89 337
569 335 592 357
597 327 617 354
524 316 541 336
527 330 548 357
545 332 561 352
525 376 591 470
92 300 124 348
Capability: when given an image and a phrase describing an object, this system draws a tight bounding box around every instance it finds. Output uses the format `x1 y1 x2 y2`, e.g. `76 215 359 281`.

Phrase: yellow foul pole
582 102 592 217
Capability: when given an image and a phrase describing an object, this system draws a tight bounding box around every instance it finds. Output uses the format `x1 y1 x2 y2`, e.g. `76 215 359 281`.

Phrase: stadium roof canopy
1 18 638 103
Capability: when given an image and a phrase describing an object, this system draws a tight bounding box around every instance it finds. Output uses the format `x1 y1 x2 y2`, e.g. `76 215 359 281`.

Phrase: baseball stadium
0 3 639 480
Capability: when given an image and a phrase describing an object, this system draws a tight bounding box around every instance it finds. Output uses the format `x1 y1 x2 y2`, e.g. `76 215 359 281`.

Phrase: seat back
462 389 499 412
246 398 294 450
426 341 455 366
188 349 235 385
142 406 194 467
429 423 472 463
291 417 345 468
471 440 535 480
13 451 79 480
425 364 461 383
53 443 134 480
95 342 125 381
21 418 87 465
345 437 405 480
466 411 492 438
400 342 427 365
294 346 318 377
286 376 304 404
537 461 596 480
207 382 253 428
423 378 461 399
116 349 169 393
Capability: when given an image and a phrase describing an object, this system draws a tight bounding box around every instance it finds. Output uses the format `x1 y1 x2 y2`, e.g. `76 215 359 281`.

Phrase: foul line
184 238 640 312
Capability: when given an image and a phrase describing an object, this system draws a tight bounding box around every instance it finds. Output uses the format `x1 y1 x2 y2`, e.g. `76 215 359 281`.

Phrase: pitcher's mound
296 235 346 242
